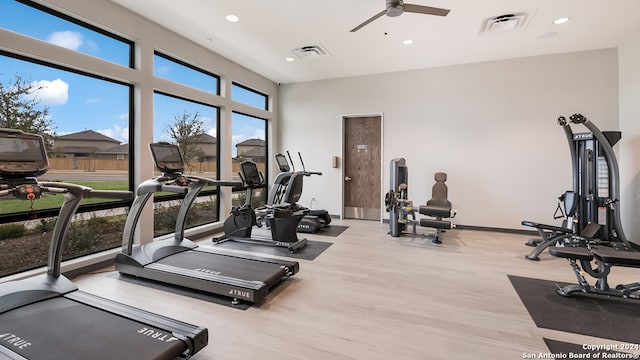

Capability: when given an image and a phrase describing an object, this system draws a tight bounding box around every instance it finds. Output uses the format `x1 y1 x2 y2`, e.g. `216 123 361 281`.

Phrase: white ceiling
109 0 640 84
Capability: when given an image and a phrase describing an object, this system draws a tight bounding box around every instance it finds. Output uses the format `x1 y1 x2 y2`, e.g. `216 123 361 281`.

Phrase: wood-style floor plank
74 219 640 359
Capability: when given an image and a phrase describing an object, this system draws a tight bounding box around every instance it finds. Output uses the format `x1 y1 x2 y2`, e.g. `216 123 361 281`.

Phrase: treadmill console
149 142 185 174
0 128 49 178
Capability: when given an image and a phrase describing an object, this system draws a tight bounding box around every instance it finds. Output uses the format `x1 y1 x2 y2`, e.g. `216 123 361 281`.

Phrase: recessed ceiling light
226 14 239 22
553 17 570 25
285 57 295 62
402 39 414 45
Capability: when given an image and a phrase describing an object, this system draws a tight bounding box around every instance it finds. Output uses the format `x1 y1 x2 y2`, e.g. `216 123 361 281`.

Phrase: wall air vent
291 44 331 60
480 11 534 35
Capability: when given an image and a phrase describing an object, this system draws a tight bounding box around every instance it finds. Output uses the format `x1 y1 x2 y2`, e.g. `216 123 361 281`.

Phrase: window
154 52 219 94
0 53 132 276
152 92 220 237
232 82 268 110
0 0 133 67
232 112 267 207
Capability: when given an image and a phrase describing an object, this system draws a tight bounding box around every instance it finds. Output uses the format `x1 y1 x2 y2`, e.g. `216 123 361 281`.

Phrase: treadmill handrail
38 182 133 277
122 175 241 255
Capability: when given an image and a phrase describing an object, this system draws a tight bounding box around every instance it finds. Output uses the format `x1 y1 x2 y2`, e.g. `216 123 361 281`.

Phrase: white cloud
30 79 69 106
97 125 129 144
47 31 83 50
118 112 128 121
207 128 217 138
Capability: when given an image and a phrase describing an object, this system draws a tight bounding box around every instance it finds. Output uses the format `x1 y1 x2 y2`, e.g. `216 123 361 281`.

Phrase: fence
47 158 266 174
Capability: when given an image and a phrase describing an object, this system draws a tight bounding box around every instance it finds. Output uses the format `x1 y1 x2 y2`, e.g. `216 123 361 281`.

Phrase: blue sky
0 0 266 155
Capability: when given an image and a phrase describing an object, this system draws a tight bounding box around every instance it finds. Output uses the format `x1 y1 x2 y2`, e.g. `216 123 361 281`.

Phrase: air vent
291 44 331 60
480 11 534 35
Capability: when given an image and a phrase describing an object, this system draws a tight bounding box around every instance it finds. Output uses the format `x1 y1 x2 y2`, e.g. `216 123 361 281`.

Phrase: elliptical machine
213 160 309 253
270 152 332 233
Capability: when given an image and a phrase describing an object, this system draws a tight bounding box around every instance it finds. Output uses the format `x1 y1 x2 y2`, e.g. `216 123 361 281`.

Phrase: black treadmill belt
156 250 286 285
0 297 186 360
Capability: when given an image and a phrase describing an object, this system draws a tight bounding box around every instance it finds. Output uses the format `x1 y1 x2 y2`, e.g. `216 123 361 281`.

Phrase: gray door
343 115 381 220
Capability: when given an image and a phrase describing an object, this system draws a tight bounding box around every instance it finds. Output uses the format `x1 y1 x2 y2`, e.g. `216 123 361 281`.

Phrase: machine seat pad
521 220 573 234
592 246 640 267
419 205 452 218
419 218 452 230
548 246 594 261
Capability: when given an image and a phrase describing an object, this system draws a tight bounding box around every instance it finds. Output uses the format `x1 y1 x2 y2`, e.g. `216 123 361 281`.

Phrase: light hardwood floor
75 219 639 360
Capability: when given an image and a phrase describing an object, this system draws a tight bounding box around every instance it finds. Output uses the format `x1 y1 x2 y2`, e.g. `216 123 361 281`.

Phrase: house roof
98 144 129 154
237 138 265 147
61 146 101 154
239 147 266 158
194 133 217 144
56 130 121 143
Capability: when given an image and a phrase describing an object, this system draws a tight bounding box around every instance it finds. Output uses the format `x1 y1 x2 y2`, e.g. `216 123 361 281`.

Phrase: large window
232 82 268 110
0 54 132 276
154 52 219 94
232 112 267 207
0 1 274 277
0 0 133 67
0 0 134 276
152 92 220 237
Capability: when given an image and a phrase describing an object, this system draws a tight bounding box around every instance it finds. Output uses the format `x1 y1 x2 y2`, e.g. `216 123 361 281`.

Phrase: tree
165 111 206 168
0 75 56 148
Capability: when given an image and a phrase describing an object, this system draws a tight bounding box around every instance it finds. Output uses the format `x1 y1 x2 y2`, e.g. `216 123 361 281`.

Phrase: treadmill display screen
0 130 49 178
149 142 185 173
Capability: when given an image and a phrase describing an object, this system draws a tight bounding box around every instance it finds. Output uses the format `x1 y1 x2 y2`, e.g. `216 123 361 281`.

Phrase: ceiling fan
350 0 450 32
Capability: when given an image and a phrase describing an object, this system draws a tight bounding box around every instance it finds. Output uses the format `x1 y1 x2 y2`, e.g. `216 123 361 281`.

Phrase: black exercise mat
110 272 252 310
312 225 349 237
509 275 640 344
543 338 638 359
210 239 332 260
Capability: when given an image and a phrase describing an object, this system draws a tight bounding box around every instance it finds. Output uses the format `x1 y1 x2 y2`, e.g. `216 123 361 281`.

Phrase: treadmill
0 129 207 360
114 142 299 304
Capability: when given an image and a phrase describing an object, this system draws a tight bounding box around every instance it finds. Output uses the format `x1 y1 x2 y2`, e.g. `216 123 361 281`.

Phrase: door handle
345 176 352 181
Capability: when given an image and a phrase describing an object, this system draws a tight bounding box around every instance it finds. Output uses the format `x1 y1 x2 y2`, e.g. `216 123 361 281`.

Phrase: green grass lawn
0 181 129 214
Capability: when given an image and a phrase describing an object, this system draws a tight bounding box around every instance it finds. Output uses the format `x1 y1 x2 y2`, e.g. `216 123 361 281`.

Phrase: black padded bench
549 245 640 299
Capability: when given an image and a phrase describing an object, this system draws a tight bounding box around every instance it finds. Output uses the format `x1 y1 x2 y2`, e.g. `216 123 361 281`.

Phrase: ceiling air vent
291 44 331 60
480 11 534 35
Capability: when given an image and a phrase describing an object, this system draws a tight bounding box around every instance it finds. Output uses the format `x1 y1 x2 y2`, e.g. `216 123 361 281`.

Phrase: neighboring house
193 133 217 162
97 143 129 161
236 138 265 162
53 130 125 160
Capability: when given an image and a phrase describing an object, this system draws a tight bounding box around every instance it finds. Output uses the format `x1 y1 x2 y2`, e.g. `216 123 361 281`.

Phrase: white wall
619 34 640 243
279 49 619 230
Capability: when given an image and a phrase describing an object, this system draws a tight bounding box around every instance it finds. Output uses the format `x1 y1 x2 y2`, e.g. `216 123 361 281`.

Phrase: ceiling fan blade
350 9 387 32
403 4 450 17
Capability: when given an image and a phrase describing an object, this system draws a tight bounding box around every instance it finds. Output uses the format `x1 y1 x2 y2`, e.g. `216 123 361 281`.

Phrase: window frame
232 82 269 111
154 51 221 95
14 0 135 68
0 50 134 224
